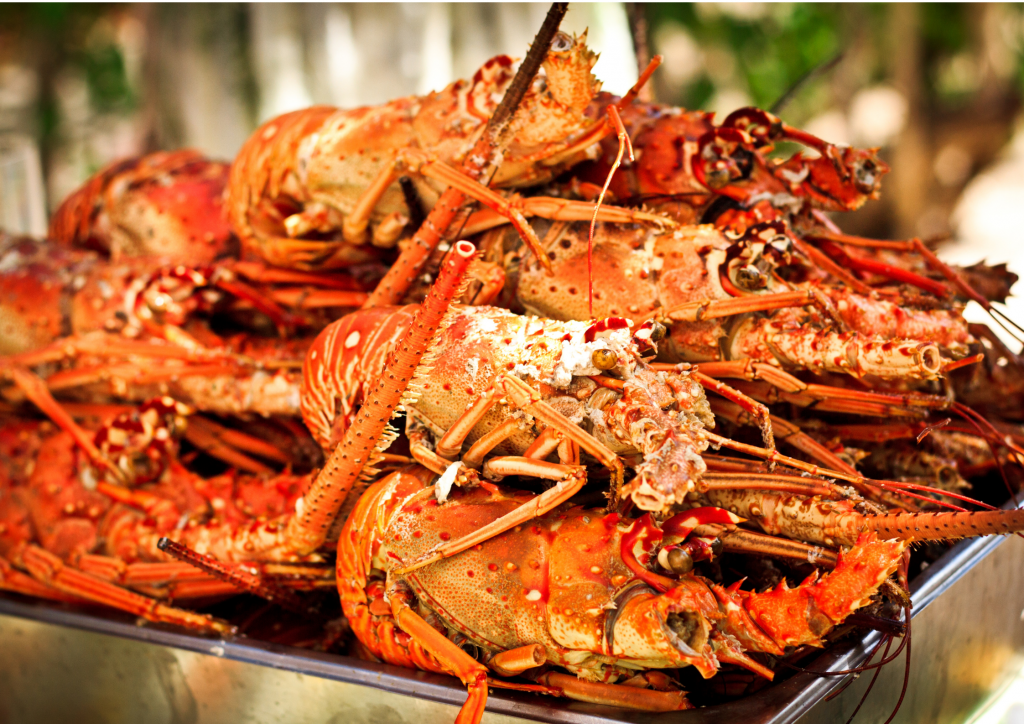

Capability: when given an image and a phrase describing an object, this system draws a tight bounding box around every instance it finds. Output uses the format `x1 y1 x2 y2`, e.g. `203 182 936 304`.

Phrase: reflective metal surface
2 520 1023 724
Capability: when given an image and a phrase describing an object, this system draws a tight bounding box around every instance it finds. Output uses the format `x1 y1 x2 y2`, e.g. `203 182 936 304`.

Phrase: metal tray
2 513 1024 724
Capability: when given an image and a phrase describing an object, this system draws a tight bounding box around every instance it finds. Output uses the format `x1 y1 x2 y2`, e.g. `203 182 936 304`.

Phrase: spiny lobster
513 219 969 379
337 464 1024 722
227 31 668 272
301 302 988 573
0 404 329 633
50 149 237 265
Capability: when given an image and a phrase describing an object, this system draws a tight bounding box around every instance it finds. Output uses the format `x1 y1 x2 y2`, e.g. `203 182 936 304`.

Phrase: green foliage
77 41 135 113
648 3 843 112
647 3 1024 119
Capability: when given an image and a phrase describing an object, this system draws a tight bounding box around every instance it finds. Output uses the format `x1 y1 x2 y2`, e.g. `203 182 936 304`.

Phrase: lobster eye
665 547 694 574
649 322 668 342
591 349 617 370
736 264 766 290
550 32 573 52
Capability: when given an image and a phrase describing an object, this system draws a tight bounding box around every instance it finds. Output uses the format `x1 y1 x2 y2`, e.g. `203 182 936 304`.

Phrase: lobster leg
684 360 952 416
521 426 564 460
396 373 628 572
4 331 239 369
458 195 672 237
77 555 213 586
694 371 774 453
408 418 455 475
186 415 292 465
531 672 693 712
0 554 82 603
706 526 840 569
3 368 127 484
431 374 623 476
710 399 855 475
390 591 490 724
13 543 230 633
396 460 589 573
487 644 546 676
650 289 837 325
182 416 277 474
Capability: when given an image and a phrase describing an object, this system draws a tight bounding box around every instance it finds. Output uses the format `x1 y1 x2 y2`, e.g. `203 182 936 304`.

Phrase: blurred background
2 3 1024 296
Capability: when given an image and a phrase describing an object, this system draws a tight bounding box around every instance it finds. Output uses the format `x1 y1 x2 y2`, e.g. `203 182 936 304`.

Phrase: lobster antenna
588 104 634 317
991 305 1024 343
361 2 567 308
157 537 327 623
491 2 569 149
770 51 845 115
624 3 654 103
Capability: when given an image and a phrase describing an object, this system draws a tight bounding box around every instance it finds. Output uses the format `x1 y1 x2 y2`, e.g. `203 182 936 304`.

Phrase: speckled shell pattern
227 33 605 270
49 150 235 265
302 303 715 511
338 468 914 683
517 220 968 379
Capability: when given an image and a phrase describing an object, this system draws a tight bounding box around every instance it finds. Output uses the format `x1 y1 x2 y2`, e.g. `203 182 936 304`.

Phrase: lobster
337 464 1024 722
0 238 482 617
0 402 335 631
512 219 969 379
226 31 668 272
0 234 378 441
300 300 987 571
0 234 375 354
577 101 887 227
49 150 237 265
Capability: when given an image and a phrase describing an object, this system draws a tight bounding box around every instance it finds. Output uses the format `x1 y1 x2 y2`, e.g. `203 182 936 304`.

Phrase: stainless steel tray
2 518 1024 724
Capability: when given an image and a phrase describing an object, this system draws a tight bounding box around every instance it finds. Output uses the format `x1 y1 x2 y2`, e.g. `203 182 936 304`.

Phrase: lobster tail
862 507 1024 541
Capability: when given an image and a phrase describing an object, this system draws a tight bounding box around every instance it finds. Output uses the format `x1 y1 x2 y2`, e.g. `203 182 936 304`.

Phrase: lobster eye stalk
592 348 618 370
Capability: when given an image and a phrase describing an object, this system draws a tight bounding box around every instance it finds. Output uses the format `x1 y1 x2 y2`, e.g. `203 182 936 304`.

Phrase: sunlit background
2 2 1024 346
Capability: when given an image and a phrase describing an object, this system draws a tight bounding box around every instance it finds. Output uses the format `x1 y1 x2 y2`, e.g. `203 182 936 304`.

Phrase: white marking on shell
475 317 498 333
79 466 97 491
344 331 361 349
511 363 540 379
547 322 634 388
435 461 463 504
525 589 542 602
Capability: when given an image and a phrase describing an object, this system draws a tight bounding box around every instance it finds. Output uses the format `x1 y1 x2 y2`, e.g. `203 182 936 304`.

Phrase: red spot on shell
488 563 498 571
467 570 474 577
439 532 451 541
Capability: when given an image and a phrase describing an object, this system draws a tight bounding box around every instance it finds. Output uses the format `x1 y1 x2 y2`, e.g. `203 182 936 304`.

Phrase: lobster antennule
861 507 1024 542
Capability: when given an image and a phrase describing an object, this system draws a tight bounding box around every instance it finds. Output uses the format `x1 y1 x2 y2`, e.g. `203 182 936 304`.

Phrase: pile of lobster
4 14 1024 721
